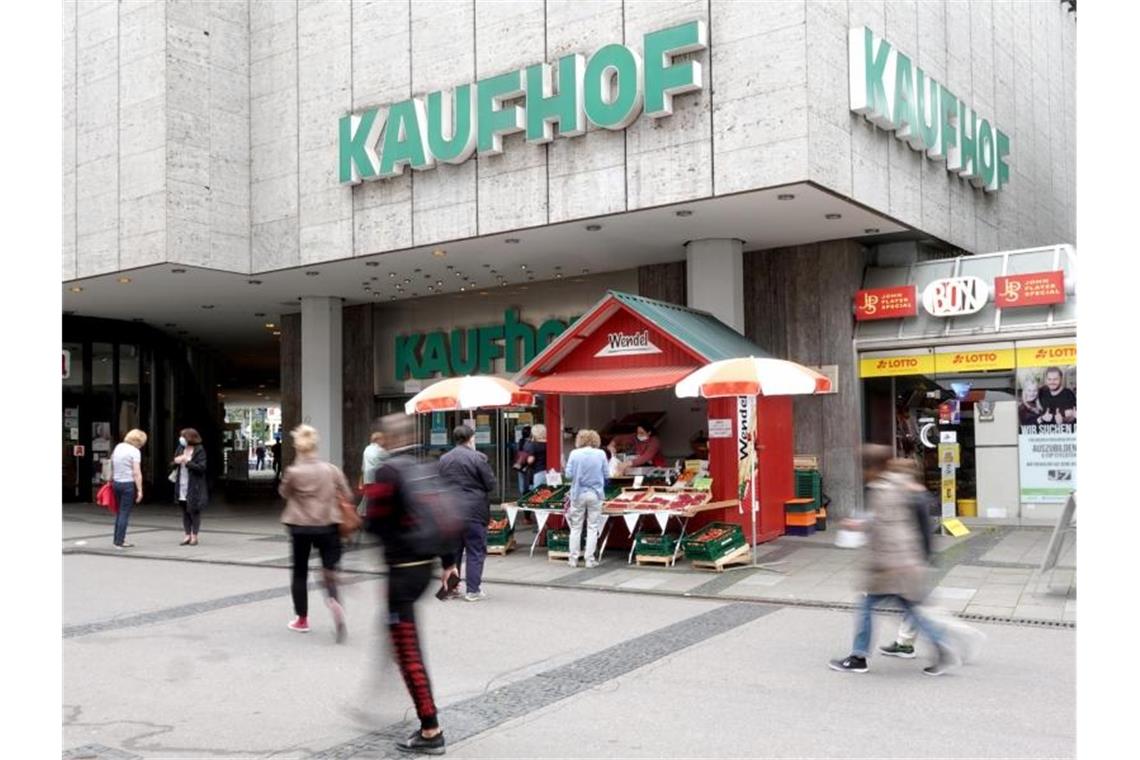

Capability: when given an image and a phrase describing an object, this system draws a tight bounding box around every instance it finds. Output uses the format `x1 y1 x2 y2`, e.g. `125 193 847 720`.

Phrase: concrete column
685 238 745 332
301 296 344 467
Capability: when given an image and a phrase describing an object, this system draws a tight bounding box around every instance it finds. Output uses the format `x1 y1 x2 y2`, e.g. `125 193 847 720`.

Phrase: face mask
637 434 649 442
179 436 188 447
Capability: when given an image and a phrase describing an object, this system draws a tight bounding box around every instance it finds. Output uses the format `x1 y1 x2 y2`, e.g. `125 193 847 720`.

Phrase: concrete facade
63 0 1077 280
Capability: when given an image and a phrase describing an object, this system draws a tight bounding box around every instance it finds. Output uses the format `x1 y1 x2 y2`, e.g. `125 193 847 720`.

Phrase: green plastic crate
541 484 570 507
795 470 822 509
634 532 681 556
681 522 745 562
546 529 571 552
487 511 512 545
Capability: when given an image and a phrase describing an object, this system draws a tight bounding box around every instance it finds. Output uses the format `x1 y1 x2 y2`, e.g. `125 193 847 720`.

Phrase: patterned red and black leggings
387 563 439 731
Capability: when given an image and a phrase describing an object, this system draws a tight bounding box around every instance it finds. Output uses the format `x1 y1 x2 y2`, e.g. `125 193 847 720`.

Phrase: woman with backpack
278 424 353 642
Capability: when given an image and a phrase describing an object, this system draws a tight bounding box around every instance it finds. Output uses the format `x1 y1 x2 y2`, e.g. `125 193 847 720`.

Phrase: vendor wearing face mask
608 424 666 474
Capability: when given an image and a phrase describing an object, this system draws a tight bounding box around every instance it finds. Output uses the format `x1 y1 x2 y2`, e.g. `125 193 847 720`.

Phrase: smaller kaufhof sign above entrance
921 277 989 317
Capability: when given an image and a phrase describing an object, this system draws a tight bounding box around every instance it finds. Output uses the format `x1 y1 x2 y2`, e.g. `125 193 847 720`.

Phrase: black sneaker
923 646 957 677
880 641 916 659
828 655 869 673
396 730 446 755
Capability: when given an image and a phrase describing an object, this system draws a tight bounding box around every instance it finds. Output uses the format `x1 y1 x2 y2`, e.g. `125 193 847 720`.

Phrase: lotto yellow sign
859 353 935 378
933 348 1016 374
1016 343 1076 368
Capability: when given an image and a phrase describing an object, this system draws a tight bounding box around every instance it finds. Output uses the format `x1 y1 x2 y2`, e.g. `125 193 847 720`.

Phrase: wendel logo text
595 330 662 358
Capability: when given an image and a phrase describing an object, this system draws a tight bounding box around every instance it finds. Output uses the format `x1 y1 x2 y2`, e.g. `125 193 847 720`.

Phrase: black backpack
385 457 463 558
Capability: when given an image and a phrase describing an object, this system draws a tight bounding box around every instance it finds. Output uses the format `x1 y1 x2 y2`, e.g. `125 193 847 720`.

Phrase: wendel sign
339 21 706 183
849 26 1011 192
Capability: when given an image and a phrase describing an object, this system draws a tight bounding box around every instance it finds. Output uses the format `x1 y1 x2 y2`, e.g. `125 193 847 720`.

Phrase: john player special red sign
994 271 1065 308
853 285 918 321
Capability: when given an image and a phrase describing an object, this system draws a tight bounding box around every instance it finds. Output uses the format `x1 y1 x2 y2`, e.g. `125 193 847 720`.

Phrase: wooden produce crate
681 522 745 562
690 543 751 572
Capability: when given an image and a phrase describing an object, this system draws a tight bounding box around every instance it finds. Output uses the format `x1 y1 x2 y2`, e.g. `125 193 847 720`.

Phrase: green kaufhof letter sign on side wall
396 309 572 381
848 26 1010 192
340 21 707 185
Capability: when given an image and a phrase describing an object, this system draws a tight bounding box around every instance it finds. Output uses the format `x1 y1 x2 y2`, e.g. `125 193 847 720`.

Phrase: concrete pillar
301 296 344 467
685 238 745 332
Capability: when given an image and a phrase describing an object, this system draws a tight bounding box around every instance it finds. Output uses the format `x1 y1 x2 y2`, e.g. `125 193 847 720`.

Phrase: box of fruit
633 532 681 556
681 522 745 562
487 511 512 545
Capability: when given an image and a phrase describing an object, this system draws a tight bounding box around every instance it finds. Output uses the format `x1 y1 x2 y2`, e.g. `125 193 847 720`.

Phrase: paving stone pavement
62 503 1076 626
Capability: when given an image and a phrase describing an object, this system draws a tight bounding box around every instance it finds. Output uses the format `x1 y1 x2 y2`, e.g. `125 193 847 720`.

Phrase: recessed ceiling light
435 280 443 286
520 264 527 270
272 331 281 336
201 304 215 309
863 227 880 234
403 278 411 284
585 224 602 231
675 209 693 217
479 291 489 296
258 384 266 389
555 273 563 279
366 261 379 267
247 279 262 285
389 272 396 278
505 238 520 244
432 249 446 257
500 281 508 287
118 276 132 284
265 323 275 329
427 287 434 293
459 286 466 292
69 286 83 293
171 268 186 273
390 295 396 301
777 193 795 201
825 213 842 220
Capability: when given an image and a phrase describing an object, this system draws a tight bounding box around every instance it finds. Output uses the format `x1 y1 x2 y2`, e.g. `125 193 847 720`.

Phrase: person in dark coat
438 425 498 602
171 427 208 546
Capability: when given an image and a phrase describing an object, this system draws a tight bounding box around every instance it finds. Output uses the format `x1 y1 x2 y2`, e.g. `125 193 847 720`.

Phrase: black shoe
879 641 916 659
828 655 869 673
923 646 957 677
396 730 445 755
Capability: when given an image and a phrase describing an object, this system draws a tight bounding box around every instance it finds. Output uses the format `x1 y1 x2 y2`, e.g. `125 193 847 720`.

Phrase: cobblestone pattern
312 602 779 758
61 744 141 759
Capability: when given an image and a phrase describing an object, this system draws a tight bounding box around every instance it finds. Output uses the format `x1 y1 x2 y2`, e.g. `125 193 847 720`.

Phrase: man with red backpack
362 413 461 756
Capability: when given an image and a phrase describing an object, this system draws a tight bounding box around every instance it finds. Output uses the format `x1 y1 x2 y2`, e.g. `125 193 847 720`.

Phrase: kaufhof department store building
62 1 1076 516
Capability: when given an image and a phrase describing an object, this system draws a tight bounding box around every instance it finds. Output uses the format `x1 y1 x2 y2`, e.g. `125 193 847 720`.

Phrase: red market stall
512 291 796 548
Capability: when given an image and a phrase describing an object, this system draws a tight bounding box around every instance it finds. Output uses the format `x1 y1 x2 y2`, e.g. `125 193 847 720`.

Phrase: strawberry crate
487 511 512 545
681 522 745 562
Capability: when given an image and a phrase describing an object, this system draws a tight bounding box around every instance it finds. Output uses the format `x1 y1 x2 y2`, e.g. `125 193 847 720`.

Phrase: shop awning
514 291 773 395
521 366 695 395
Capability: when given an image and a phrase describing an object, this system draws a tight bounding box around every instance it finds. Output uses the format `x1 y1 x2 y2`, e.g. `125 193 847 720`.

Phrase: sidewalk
62 502 1075 626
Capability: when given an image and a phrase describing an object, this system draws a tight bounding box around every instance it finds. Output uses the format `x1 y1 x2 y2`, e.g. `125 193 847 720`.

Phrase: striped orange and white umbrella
675 356 832 399
404 376 535 414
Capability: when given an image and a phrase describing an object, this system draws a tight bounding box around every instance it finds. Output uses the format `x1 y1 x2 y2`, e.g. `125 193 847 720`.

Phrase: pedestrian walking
439 424 497 602
110 429 147 548
171 428 208 546
255 442 267 471
878 459 986 663
362 413 461 756
564 429 609 568
278 424 352 642
829 444 958 676
359 430 387 494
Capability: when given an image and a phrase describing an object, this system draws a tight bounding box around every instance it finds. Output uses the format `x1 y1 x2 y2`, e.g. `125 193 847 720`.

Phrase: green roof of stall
607 291 773 361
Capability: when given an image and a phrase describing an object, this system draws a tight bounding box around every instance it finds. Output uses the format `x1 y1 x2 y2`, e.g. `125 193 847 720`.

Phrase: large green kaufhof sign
340 21 707 184
849 26 1010 192
396 309 572 381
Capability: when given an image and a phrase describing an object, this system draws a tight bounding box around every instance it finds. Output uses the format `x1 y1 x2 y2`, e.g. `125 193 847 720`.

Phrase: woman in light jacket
279 424 352 641
171 427 208 546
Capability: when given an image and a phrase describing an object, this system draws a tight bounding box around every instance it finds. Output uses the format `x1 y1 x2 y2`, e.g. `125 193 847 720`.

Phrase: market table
498 504 615 560
602 499 740 564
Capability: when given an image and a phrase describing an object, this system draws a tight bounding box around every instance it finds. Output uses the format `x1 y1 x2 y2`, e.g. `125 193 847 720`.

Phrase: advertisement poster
1017 362 1077 503
92 422 112 453
736 396 756 510
475 414 492 447
430 413 448 446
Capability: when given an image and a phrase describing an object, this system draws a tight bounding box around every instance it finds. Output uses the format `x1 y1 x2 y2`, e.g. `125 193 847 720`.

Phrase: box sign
396 308 572 380
853 286 917 321
594 330 662 358
340 21 707 184
995 271 1066 308
921 276 989 317
849 26 1010 192
859 353 935 378
62 349 71 380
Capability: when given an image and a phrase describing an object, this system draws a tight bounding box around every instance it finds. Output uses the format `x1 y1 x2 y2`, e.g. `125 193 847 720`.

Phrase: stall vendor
607 424 666 472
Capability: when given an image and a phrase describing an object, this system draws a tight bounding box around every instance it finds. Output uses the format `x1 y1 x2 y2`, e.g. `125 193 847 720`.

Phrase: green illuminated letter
427 85 477 165
339 108 381 184
378 99 434 178
584 44 643 129
477 70 525 155
643 20 707 118
525 54 586 143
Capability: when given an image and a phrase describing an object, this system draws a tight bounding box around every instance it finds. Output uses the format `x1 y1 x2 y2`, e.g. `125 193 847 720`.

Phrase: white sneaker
567 557 579 568
464 590 487 602
585 559 598 569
